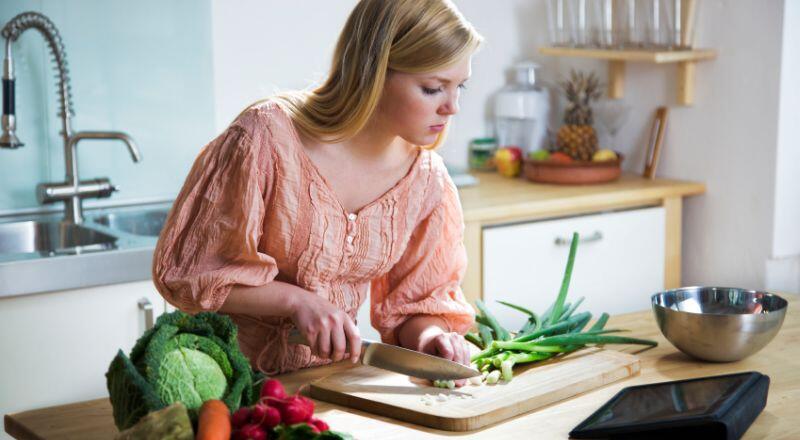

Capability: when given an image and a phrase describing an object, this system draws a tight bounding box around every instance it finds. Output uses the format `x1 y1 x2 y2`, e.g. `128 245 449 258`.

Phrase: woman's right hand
289 290 362 363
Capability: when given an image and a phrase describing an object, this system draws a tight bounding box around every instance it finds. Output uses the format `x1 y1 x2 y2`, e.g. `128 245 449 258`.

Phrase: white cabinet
482 206 665 332
0 281 166 426
355 296 381 341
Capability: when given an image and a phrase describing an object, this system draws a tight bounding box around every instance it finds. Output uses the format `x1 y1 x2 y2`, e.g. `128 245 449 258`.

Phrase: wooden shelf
539 47 716 63
539 47 717 105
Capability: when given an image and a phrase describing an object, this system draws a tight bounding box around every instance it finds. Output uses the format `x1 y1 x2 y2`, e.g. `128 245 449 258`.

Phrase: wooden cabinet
482 207 665 331
0 281 166 426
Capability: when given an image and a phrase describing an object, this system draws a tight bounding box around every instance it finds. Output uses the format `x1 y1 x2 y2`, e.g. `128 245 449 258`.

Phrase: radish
260 378 287 401
310 417 330 432
261 405 281 429
231 407 251 428
249 403 268 425
276 395 314 424
235 423 267 440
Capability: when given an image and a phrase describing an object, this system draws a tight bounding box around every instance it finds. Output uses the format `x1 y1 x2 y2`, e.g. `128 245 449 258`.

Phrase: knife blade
287 329 480 380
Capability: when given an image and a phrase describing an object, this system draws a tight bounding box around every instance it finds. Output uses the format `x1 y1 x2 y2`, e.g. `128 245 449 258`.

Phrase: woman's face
376 55 472 146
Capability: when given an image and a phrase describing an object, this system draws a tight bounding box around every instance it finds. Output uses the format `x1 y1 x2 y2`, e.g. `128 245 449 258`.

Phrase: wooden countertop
6 295 796 440
458 172 705 223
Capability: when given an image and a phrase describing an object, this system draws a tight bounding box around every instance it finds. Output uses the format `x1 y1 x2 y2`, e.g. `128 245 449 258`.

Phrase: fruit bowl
523 152 624 185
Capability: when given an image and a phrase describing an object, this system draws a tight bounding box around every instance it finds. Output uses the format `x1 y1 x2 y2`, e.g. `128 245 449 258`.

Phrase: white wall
768 0 800 293
210 0 543 169
210 0 355 131
211 1 797 293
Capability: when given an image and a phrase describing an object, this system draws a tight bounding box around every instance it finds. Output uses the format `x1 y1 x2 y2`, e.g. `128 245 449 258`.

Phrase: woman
152 0 483 386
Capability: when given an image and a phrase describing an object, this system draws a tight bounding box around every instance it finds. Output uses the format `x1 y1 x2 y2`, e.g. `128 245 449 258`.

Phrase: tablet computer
569 371 769 440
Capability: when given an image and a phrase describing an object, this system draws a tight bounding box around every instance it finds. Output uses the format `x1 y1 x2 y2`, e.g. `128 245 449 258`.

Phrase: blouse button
347 213 357 221
346 235 354 244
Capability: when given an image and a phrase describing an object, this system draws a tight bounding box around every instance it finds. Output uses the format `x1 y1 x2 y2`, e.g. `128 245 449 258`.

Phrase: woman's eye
422 84 467 95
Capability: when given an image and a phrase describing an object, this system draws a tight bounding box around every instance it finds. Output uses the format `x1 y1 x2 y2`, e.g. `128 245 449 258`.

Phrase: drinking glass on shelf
590 0 614 48
643 0 674 49
546 0 573 46
568 0 590 47
621 0 648 48
668 0 698 49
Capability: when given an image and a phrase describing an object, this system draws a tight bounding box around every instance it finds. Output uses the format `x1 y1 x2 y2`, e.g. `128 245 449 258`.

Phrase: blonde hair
244 0 482 150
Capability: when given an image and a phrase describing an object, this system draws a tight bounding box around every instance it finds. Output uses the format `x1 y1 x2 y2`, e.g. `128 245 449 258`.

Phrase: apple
528 149 551 161
495 146 523 177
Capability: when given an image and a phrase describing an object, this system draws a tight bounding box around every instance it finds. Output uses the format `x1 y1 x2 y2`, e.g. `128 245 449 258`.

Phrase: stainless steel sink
0 220 118 255
91 208 168 237
0 201 172 297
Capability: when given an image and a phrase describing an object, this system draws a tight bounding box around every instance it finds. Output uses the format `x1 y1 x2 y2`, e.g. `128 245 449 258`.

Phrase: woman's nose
439 95 459 116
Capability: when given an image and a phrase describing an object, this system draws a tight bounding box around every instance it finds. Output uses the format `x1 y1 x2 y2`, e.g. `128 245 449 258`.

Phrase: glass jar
492 62 553 155
468 138 498 171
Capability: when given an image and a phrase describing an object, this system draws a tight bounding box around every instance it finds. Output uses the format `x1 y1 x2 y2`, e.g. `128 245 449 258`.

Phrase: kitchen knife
287 329 480 380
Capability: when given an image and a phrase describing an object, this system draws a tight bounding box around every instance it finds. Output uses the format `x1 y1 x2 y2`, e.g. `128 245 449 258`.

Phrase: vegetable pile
464 232 658 383
106 311 261 430
226 378 353 440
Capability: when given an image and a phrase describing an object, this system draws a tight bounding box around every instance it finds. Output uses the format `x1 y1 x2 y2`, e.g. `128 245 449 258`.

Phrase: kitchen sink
0 201 172 297
0 220 118 255
91 208 169 237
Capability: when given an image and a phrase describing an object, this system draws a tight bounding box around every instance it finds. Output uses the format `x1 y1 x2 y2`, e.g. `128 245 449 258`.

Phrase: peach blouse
152 101 475 375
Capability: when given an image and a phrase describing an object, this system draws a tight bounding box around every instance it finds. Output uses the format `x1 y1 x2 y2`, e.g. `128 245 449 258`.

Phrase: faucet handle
37 178 118 204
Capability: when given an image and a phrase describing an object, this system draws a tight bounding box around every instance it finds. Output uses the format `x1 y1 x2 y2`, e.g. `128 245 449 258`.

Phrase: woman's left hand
397 315 472 387
419 331 471 387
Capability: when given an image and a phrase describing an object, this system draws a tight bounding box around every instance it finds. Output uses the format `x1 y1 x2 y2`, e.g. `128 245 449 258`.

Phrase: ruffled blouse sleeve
152 108 279 313
370 173 476 344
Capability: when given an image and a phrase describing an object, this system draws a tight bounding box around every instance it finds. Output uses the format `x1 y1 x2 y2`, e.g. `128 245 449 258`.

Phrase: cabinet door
0 281 166 424
355 294 381 341
482 207 665 332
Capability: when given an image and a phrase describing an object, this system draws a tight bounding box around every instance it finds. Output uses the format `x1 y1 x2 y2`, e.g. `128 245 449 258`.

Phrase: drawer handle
554 231 603 246
138 297 154 331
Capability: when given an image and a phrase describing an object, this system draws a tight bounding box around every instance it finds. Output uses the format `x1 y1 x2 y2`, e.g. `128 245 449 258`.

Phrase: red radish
308 423 321 434
249 403 268 424
310 417 330 432
231 407 251 428
260 379 287 401
297 395 315 414
236 423 267 440
277 395 314 424
261 405 281 429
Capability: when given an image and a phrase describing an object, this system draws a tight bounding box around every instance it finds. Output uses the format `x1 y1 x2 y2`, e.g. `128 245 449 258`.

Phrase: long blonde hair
245 0 482 150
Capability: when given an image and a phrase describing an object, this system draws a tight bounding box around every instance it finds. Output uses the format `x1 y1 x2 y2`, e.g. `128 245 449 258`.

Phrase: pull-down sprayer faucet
1 11 141 224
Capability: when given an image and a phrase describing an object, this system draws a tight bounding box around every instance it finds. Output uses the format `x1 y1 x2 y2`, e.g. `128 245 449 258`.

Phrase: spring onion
461 231 658 385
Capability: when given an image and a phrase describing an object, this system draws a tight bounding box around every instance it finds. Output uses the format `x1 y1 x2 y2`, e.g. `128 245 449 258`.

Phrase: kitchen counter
458 172 704 223
6 294 796 440
456 172 705 303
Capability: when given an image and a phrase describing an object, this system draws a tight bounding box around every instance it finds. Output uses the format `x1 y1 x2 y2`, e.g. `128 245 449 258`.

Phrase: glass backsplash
0 0 214 213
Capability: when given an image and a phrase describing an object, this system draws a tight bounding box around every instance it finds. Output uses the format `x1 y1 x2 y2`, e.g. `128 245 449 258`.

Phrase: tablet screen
581 374 750 429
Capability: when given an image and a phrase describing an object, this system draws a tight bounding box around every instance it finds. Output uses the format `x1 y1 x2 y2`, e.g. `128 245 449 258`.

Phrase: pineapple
556 70 602 161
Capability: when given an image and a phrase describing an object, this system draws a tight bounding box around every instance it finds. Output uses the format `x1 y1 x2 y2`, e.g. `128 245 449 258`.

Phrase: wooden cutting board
309 348 639 431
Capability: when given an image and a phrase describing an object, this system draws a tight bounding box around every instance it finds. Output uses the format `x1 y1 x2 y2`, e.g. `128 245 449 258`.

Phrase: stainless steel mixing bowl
651 286 788 362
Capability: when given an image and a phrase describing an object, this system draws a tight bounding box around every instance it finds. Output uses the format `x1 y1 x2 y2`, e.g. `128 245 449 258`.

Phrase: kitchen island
5 295 797 439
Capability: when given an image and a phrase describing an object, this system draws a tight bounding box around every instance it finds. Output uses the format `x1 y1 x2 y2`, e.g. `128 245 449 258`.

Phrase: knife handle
287 329 373 349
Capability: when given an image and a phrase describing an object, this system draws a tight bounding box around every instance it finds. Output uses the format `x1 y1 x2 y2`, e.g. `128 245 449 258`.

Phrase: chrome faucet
1 11 141 224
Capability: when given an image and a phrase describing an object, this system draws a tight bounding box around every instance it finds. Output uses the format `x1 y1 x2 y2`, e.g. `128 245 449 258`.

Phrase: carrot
196 399 231 440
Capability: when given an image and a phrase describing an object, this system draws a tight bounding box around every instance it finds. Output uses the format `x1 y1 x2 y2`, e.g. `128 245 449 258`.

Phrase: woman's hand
397 315 471 387
289 290 362 363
